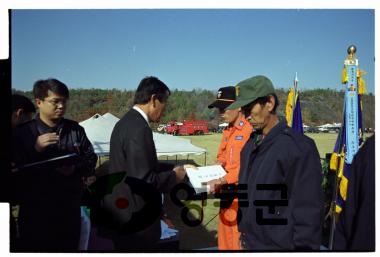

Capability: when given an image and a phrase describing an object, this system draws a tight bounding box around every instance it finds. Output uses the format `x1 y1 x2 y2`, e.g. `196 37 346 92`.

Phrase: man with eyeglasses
11 78 98 252
225 75 323 250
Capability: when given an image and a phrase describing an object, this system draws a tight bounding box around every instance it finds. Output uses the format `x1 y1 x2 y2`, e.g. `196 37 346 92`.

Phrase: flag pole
290 72 298 126
328 44 359 250
328 112 344 250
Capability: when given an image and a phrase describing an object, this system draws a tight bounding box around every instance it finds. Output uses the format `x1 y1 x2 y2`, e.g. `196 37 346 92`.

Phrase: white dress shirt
133 105 149 125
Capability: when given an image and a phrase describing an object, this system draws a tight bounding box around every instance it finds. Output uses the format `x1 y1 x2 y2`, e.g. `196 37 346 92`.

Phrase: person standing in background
334 135 375 251
10 94 36 249
11 78 97 252
11 94 36 128
206 86 252 250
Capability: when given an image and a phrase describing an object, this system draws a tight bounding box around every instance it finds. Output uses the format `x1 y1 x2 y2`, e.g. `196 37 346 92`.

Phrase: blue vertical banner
344 64 359 164
330 45 365 215
329 45 366 250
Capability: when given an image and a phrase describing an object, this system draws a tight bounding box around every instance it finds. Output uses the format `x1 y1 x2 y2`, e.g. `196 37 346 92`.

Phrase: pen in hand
57 128 62 150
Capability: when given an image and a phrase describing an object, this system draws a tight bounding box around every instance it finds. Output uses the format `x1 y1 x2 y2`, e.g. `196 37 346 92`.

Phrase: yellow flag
357 69 366 95
342 66 348 84
285 88 294 127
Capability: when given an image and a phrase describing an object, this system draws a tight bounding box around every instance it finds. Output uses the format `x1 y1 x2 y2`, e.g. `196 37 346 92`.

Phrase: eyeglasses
44 98 67 106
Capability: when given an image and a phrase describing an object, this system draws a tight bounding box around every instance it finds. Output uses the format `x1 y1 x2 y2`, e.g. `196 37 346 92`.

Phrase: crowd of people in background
8 75 374 252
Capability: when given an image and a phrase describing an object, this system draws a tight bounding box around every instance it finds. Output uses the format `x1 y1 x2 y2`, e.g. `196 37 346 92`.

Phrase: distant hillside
275 88 375 129
12 88 375 129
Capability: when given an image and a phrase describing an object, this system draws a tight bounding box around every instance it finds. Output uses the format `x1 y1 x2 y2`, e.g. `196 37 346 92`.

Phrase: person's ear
15 108 24 118
266 96 275 112
150 94 157 108
35 98 42 108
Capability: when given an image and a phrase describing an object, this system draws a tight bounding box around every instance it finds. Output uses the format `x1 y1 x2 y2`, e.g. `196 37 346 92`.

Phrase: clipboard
12 153 81 172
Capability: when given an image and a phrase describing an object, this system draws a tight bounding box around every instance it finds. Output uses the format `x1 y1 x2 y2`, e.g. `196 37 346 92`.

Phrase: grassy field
162 132 340 250
95 132 373 250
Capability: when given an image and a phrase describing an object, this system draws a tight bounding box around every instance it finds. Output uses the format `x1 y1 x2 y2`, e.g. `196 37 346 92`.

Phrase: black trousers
11 201 81 252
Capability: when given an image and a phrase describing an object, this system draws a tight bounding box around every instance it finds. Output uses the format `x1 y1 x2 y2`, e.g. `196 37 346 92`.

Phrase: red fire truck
164 120 209 135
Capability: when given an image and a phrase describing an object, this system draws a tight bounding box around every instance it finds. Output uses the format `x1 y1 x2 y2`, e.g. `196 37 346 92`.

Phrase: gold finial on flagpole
347 45 356 59
345 45 358 65
347 45 356 55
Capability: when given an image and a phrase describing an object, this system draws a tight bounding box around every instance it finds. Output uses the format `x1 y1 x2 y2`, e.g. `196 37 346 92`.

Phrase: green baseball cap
226 75 275 110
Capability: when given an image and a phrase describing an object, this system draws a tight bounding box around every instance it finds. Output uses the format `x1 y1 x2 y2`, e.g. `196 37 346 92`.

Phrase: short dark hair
12 94 36 113
242 94 279 117
33 78 69 100
133 76 170 105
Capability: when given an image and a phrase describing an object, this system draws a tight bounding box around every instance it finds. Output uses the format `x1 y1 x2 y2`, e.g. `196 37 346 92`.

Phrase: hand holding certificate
173 164 198 182
185 165 226 194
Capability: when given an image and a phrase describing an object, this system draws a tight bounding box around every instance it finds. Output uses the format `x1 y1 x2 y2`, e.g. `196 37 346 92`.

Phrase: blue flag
285 73 304 134
330 47 365 214
292 95 304 134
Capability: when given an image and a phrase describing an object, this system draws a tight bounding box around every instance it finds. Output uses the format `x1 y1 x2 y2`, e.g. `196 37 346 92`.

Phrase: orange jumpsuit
216 116 252 250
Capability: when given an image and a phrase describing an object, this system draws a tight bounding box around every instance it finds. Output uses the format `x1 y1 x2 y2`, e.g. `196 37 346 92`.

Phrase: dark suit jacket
107 108 177 251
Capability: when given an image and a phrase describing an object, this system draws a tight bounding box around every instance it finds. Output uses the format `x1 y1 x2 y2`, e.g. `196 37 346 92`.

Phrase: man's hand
173 166 186 182
34 132 59 152
84 175 97 186
203 177 227 194
173 164 198 182
162 216 175 229
56 165 75 176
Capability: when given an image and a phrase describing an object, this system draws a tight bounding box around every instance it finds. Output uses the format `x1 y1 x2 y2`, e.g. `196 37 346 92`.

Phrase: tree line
12 88 375 129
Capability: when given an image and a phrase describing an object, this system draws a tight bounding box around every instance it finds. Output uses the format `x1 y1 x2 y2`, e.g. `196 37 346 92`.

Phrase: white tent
79 113 117 155
317 123 341 131
79 113 207 157
152 132 206 156
102 112 119 125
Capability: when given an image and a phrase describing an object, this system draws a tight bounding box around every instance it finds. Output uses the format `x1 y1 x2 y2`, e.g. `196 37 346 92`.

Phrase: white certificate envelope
185 165 226 194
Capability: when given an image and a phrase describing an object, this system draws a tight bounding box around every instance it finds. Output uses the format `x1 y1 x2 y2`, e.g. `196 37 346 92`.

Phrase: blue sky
11 9 375 93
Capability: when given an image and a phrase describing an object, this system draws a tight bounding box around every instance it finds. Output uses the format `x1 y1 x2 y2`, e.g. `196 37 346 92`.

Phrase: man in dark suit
106 76 191 251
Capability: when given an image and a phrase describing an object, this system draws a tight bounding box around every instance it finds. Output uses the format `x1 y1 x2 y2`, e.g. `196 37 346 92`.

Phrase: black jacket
109 108 177 191
11 114 97 251
106 108 177 250
11 114 97 200
333 135 375 251
238 120 323 250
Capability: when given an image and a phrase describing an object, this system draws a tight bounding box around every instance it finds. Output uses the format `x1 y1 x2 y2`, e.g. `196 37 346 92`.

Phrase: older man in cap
226 75 323 250
207 86 252 250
